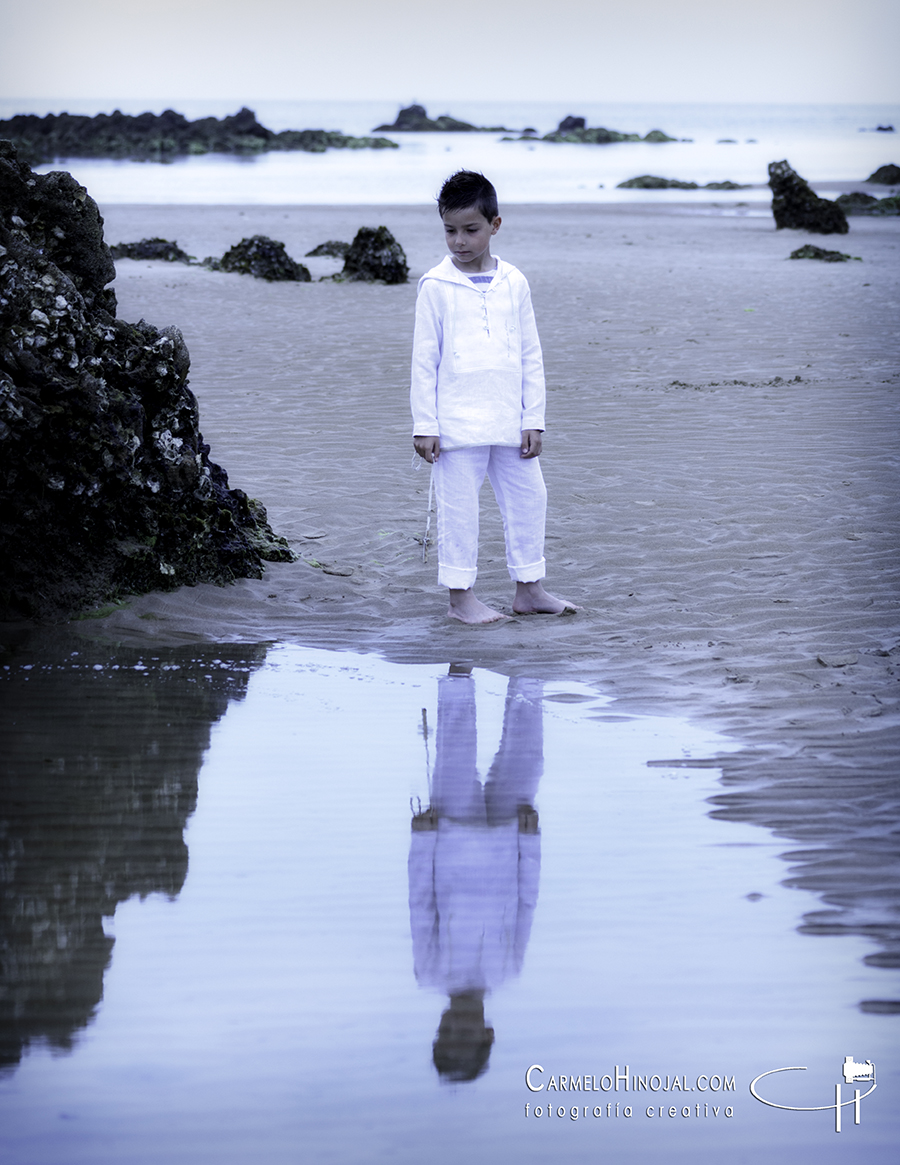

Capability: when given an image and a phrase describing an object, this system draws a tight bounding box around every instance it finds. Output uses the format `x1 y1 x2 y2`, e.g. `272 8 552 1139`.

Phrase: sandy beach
90 207 898 704
62 201 898 965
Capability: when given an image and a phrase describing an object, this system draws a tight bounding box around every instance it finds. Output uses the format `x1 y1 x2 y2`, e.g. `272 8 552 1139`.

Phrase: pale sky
2 0 898 105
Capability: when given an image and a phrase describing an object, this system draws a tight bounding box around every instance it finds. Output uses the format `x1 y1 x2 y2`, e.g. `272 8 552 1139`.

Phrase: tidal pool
0 640 896 1163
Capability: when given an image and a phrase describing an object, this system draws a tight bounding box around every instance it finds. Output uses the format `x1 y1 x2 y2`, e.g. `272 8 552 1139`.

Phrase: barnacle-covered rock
206 235 311 282
768 159 848 234
0 140 294 620
110 237 196 263
337 226 408 284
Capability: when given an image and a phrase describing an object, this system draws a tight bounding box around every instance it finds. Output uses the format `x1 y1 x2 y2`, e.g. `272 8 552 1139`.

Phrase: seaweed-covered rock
789 244 860 262
0 107 398 165
374 105 473 132
110 238 195 263
543 123 640 144
541 121 679 145
271 128 397 152
305 240 350 258
871 193 900 214
866 163 900 184
617 175 750 190
835 192 879 211
617 175 698 189
768 159 848 234
207 236 311 282
372 105 510 133
339 226 408 284
0 140 294 621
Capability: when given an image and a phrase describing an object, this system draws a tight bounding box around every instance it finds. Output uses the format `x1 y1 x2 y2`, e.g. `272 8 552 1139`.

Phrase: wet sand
89 204 898 736
56 202 900 970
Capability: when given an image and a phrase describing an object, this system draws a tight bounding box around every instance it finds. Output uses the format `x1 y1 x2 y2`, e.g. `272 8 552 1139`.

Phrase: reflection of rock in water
708 748 900 1008
0 633 267 1072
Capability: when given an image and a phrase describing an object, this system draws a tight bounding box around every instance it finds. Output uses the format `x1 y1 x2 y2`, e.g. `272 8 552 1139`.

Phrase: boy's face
442 205 501 271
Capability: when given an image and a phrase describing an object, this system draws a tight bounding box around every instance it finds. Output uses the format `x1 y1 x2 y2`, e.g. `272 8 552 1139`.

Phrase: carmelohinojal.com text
524 1066 735 1120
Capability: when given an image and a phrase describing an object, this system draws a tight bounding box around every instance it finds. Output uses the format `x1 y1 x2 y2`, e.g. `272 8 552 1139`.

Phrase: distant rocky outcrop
835 191 900 216
331 226 408 284
767 160 848 235
205 235 311 282
617 175 750 190
618 175 699 189
789 244 860 262
372 104 511 133
305 240 350 258
866 163 900 184
1 107 398 165
0 140 294 621
109 237 195 263
540 117 679 144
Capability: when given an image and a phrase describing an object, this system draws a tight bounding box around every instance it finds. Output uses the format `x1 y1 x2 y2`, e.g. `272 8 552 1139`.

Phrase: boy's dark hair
437 170 499 222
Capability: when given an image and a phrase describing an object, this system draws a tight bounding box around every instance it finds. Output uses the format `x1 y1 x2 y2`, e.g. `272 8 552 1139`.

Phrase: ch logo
750 1057 876 1133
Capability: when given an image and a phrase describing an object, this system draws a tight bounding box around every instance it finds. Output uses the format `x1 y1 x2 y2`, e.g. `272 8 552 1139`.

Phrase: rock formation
373 105 511 133
541 118 678 144
1 107 398 165
866 163 900 184
206 235 311 282
789 244 859 262
835 192 878 211
618 175 699 189
767 160 849 234
617 175 750 190
836 192 900 216
0 140 294 621
109 237 195 263
305 240 350 258
335 226 408 284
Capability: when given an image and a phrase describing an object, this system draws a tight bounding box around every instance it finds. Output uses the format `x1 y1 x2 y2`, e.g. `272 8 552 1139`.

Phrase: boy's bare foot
512 581 578 616
447 588 509 624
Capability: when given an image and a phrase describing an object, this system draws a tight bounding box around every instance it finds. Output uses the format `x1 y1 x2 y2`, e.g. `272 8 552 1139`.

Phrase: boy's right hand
414 435 441 463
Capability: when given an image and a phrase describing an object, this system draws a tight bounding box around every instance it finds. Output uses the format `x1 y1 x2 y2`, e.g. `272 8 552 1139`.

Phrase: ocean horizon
3 99 898 205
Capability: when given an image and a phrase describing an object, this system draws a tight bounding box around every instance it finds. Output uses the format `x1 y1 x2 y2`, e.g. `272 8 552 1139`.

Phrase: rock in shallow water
305 240 350 258
768 159 848 235
330 226 408 284
110 237 195 263
205 235 311 282
0 140 294 621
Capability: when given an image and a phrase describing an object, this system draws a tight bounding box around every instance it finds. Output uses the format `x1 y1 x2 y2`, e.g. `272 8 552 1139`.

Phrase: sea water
2 99 898 204
0 641 896 1164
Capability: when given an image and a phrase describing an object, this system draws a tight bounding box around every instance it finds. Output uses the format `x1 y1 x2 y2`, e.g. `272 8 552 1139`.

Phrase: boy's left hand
520 430 543 458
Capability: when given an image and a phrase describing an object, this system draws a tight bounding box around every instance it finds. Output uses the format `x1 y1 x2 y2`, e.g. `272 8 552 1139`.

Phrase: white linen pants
432 445 547 590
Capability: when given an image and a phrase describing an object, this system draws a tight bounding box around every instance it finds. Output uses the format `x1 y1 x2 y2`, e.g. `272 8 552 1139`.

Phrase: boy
411 170 572 624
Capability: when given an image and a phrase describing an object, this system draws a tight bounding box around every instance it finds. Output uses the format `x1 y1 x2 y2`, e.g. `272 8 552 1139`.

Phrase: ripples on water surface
0 639 897 1164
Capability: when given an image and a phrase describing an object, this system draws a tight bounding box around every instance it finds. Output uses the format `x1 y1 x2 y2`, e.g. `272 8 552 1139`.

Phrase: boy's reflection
408 666 543 1082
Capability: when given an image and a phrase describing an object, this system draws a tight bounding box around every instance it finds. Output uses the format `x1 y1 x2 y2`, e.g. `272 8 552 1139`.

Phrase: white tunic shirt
410 255 546 450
